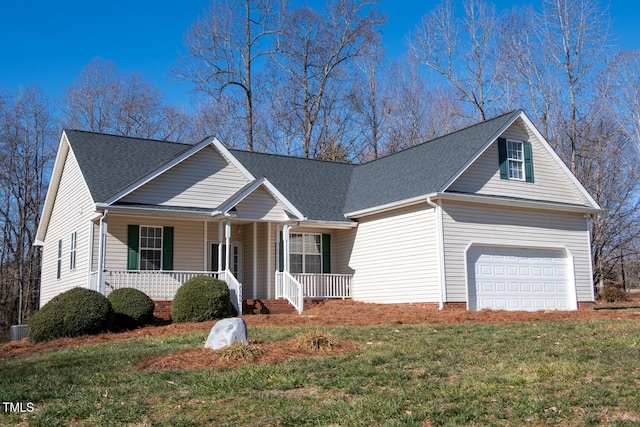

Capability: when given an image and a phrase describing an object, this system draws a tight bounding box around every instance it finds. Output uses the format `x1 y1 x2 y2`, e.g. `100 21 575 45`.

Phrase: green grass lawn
1 318 640 426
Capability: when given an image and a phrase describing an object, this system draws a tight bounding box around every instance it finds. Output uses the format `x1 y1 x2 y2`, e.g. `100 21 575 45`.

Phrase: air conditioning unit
10 324 28 341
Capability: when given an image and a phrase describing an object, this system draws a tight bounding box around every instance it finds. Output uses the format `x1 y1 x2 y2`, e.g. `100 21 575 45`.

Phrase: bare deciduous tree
268 0 384 158
409 0 506 121
0 86 56 341
62 58 191 141
176 0 285 150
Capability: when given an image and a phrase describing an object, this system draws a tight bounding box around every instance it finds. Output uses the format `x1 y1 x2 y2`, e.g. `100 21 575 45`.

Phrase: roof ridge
359 109 522 166
229 147 357 167
64 129 190 146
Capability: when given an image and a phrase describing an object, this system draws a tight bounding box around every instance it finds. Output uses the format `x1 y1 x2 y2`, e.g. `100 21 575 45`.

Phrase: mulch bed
134 338 359 371
2 297 640 363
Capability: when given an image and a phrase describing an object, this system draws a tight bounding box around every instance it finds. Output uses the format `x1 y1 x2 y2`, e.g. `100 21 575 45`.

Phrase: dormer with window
498 138 534 182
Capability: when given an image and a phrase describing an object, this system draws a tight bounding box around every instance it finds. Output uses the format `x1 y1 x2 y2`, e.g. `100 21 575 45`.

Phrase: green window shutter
498 138 508 179
524 141 534 183
211 243 219 271
322 234 331 274
162 226 174 270
278 231 284 272
127 225 139 270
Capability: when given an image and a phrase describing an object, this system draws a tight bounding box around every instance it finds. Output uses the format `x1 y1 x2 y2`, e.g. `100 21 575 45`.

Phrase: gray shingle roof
65 110 521 220
344 110 522 213
230 150 357 222
66 130 191 203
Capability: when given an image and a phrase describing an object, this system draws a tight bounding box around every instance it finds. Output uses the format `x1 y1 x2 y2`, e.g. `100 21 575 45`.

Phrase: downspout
426 197 446 310
97 209 108 295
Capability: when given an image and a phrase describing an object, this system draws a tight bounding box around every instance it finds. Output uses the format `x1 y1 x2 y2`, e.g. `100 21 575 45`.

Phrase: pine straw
134 337 359 371
2 297 640 359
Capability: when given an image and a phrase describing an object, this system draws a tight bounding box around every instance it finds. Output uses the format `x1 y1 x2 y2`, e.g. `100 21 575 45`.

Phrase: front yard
1 302 640 426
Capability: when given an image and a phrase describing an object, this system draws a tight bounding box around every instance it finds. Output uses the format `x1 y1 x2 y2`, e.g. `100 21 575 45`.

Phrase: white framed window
140 226 162 271
69 231 77 270
290 233 322 274
57 239 63 279
507 139 524 180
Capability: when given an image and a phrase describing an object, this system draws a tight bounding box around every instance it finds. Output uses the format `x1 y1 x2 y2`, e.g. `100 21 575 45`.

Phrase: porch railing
219 270 243 316
292 273 352 299
104 270 242 315
275 271 304 314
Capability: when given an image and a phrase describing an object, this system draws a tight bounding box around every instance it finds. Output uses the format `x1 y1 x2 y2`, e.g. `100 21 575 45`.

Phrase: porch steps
152 299 325 320
243 299 325 315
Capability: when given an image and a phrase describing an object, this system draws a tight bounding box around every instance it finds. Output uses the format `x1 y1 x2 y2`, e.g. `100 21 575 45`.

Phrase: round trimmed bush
108 288 156 329
28 288 113 342
171 276 233 323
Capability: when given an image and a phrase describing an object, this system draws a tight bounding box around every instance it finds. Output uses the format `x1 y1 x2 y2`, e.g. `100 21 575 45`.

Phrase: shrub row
28 276 234 342
29 287 155 342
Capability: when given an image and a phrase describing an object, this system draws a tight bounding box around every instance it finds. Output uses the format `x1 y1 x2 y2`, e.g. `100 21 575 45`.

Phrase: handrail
220 270 243 316
275 271 304 314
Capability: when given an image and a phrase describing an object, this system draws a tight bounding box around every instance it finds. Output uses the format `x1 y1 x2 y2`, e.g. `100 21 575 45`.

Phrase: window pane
291 254 303 274
509 160 523 180
290 233 303 253
140 249 161 271
507 141 523 160
304 234 321 254
305 254 321 273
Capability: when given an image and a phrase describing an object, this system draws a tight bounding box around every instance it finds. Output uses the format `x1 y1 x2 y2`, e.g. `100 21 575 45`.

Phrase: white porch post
218 221 223 272
267 222 272 299
97 210 108 294
203 221 208 271
283 224 290 273
275 224 281 273
253 222 257 299
225 219 231 272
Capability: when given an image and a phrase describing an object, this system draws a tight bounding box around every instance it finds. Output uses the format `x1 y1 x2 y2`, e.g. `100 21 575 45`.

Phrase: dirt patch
2 298 640 360
135 337 359 371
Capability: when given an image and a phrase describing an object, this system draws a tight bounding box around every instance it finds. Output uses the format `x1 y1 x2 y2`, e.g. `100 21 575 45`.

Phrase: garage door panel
468 247 570 311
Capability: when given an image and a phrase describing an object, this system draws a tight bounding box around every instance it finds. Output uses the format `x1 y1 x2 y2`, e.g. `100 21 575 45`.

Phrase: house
35 110 601 315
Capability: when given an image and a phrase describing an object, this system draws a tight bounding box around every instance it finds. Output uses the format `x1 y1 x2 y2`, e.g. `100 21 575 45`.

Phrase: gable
235 186 290 221
446 118 592 206
344 110 522 216
37 139 95 244
120 145 250 209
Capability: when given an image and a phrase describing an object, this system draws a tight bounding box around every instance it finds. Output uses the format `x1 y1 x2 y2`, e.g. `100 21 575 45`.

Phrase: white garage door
467 247 571 311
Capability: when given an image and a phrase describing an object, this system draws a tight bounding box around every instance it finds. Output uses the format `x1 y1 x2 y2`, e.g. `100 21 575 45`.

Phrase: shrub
215 342 263 362
599 286 630 303
108 288 156 329
28 288 113 342
171 276 233 323
294 330 339 351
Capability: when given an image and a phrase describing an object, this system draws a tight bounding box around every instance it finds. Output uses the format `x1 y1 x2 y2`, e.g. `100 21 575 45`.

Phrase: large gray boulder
204 317 248 350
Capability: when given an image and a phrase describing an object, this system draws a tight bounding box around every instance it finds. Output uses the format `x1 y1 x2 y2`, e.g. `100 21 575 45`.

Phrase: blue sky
1 0 638 109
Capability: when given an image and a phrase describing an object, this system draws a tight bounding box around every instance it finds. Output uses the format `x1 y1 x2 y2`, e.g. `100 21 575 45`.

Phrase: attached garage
466 246 576 311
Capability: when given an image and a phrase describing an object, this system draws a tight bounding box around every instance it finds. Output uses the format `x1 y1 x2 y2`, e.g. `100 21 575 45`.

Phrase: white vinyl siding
448 120 590 205
236 186 289 221
121 146 249 209
106 215 208 272
40 143 97 306
348 204 440 303
441 200 593 304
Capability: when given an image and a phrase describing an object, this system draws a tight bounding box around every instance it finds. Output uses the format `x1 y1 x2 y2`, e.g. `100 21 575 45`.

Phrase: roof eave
344 194 436 218
434 192 602 214
95 202 222 218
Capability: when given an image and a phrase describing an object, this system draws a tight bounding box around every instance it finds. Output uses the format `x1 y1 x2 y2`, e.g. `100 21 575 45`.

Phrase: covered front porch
90 211 355 314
